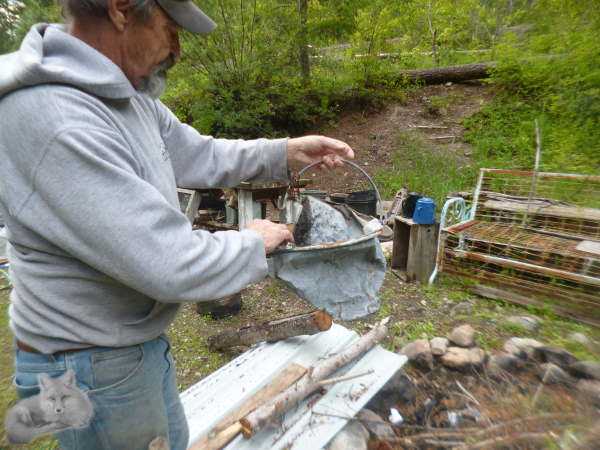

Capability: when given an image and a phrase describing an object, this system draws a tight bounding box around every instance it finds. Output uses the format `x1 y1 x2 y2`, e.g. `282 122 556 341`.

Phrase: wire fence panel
439 169 600 326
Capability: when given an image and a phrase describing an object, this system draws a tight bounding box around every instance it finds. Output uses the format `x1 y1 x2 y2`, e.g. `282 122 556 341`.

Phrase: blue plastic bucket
412 197 436 224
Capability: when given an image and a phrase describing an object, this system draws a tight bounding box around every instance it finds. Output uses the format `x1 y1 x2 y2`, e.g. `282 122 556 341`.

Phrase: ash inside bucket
293 196 359 246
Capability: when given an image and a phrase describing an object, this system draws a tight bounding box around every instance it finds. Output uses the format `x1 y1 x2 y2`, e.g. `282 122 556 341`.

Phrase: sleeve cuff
262 138 290 183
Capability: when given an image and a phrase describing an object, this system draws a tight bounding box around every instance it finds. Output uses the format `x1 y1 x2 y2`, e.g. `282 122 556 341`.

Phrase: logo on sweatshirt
159 140 169 161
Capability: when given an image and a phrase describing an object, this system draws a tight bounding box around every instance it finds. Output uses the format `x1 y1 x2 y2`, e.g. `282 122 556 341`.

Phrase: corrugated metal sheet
181 323 406 449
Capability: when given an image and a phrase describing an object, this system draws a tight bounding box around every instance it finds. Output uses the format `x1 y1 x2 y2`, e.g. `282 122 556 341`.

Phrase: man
0 0 354 448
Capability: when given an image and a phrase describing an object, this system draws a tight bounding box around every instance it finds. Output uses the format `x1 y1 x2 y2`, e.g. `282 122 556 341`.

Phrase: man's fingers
322 155 336 169
322 136 355 160
248 219 296 253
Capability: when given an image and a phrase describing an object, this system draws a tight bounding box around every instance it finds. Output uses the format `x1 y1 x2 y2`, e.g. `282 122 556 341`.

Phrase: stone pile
397 322 600 407
327 321 600 449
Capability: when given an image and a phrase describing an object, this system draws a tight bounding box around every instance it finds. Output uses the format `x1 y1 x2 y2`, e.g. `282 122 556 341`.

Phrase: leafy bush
463 0 600 174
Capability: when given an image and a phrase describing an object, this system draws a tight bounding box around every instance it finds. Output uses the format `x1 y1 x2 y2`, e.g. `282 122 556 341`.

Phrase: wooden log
208 311 333 350
471 284 600 328
394 62 495 85
239 318 390 438
188 363 307 450
483 199 600 221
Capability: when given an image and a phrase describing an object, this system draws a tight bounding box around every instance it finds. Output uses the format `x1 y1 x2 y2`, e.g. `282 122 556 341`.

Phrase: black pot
401 191 422 218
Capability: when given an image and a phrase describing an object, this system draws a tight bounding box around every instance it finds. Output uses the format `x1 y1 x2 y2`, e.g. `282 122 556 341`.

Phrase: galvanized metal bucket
269 162 387 321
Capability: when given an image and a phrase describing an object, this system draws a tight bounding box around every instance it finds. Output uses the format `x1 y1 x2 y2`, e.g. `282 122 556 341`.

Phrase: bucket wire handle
297 159 386 223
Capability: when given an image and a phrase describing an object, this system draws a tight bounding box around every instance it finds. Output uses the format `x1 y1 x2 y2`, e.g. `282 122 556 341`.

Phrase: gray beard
138 56 175 99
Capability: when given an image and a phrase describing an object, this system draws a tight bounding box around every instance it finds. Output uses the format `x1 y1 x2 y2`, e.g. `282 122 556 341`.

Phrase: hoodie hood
0 23 136 100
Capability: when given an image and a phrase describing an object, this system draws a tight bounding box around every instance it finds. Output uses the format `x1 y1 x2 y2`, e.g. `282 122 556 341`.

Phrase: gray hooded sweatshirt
0 24 289 353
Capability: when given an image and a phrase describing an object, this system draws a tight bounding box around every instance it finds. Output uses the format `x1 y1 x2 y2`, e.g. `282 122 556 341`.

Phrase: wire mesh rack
438 169 600 326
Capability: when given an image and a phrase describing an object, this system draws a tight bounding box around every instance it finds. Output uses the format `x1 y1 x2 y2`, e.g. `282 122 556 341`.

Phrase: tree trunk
239 318 389 438
394 61 495 85
208 311 333 350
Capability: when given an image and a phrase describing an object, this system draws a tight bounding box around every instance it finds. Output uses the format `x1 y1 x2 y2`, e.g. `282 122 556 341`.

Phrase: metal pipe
297 159 385 222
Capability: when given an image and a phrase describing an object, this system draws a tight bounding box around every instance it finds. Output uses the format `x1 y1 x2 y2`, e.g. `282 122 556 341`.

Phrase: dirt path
304 82 494 194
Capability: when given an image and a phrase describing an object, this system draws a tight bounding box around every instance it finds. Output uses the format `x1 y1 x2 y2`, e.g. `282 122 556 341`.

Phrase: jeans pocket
89 345 144 394
14 350 67 399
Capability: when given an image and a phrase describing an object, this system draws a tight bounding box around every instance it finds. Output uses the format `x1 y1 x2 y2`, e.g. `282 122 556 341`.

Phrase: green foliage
2 0 597 171
0 0 19 53
464 0 600 174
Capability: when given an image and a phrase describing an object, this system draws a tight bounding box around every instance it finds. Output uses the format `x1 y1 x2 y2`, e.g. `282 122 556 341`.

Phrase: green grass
373 131 477 207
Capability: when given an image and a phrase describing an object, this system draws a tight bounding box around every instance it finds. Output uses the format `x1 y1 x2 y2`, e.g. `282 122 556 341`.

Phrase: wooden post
237 188 256 229
407 221 439 283
177 188 201 224
392 216 439 283
391 219 410 271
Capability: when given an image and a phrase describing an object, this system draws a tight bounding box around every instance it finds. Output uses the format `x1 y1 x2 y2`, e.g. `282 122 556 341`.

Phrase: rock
358 409 396 439
430 337 448 356
388 408 404 425
486 353 526 378
365 372 416 413
568 361 600 381
451 301 473 315
538 363 571 385
400 339 433 370
380 241 393 259
576 380 600 408
568 332 592 346
447 324 476 347
532 346 579 370
328 420 369 450
505 315 540 331
503 337 544 359
441 346 486 370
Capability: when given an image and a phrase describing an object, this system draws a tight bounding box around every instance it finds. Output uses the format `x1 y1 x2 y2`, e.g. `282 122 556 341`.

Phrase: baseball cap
155 0 217 35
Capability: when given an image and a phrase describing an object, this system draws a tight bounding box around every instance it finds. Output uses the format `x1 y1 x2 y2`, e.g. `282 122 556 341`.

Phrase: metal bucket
271 188 386 321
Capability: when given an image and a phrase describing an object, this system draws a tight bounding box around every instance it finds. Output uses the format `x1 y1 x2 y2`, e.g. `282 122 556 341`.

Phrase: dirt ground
302 81 493 194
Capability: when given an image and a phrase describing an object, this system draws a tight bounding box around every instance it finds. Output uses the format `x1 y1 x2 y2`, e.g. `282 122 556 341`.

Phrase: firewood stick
459 431 550 449
239 318 390 438
188 363 307 450
208 310 333 350
318 369 374 386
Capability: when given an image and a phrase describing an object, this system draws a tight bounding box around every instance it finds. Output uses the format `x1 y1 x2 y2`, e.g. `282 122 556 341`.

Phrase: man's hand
247 219 294 254
287 135 355 170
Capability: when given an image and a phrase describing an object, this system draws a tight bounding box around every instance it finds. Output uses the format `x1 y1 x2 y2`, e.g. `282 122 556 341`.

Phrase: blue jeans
13 335 189 450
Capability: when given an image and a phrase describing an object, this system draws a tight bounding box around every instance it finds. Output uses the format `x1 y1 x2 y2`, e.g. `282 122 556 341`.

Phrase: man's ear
107 0 132 32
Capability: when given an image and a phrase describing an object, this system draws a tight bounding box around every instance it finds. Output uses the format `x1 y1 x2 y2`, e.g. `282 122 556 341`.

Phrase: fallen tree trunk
208 311 333 350
394 61 495 84
239 317 389 438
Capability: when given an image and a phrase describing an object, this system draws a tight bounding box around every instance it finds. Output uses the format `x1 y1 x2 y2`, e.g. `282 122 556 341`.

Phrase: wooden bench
429 169 600 327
